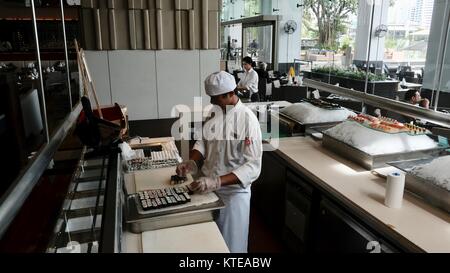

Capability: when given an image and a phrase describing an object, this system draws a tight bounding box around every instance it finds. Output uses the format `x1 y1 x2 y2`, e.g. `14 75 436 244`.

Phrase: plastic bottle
289 66 295 78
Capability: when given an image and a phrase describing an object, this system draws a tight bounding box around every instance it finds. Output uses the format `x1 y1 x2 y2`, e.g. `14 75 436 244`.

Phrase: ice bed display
325 115 438 156
322 114 446 170
410 156 450 192
279 99 355 124
389 156 450 213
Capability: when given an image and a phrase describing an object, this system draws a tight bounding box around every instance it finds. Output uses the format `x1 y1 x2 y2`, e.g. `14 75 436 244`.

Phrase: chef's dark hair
404 89 419 102
242 57 256 68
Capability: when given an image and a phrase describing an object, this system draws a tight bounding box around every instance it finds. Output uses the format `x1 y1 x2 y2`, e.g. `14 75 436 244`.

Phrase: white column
354 0 389 69
273 0 303 72
261 0 273 15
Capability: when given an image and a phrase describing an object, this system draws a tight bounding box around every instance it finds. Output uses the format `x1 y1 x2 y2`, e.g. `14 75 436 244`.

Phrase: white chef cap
204 71 237 96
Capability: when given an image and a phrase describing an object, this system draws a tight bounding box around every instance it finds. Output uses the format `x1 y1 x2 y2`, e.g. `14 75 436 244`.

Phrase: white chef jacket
193 100 262 190
193 100 263 252
238 68 259 96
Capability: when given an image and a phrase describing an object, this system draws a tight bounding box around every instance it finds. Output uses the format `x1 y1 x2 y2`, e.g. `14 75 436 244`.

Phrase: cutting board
134 167 194 192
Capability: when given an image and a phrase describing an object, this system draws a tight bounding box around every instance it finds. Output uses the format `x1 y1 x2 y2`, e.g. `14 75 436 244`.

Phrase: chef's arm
219 173 241 186
190 149 204 170
189 153 241 186
236 79 249 91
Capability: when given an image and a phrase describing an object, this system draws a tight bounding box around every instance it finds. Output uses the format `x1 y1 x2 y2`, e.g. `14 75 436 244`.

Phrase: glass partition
35 1 75 137
0 0 43 196
300 0 364 115
305 0 450 127
222 0 238 21
432 14 450 112
424 0 450 112
222 0 263 20
0 0 80 198
299 0 448 119
244 0 261 17
370 0 448 120
300 0 358 70
221 23 243 72
219 0 450 118
383 0 432 80
243 24 273 68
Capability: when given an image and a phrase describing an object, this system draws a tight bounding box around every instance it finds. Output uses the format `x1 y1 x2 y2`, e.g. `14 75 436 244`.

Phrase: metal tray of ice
322 132 446 170
278 112 344 136
389 157 450 214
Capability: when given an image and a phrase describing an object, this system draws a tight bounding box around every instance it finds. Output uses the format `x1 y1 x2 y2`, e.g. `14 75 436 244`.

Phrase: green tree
303 0 358 49
302 10 319 39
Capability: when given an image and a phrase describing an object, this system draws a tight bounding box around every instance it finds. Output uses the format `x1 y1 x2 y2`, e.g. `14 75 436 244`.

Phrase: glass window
0 0 80 197
221 24 243 72
35 2 74 137
384 0 433 77
0 1 43 196
418 0 450 111
300 0 359 70
301 0 363 116
221 0 231 21
244 0 261 17
371 0 446 118
243 24 273 67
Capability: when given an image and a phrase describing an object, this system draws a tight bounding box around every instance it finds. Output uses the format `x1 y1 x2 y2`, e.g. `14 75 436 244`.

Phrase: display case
283 170 316 253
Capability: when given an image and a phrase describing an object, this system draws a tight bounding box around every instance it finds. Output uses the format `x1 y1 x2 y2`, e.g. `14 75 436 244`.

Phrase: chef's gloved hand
176 160 198 176
188 176 222 194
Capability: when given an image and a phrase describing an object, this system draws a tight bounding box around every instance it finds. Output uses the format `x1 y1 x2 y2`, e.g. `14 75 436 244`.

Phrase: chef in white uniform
236 56 259 102
176 71 263 253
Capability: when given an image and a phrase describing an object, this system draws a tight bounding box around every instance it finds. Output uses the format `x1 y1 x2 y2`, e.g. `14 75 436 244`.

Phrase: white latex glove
176 160 198 176
188 176 221 194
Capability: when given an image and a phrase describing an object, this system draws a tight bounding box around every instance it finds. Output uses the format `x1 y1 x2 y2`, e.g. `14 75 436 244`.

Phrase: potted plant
305 66 399 99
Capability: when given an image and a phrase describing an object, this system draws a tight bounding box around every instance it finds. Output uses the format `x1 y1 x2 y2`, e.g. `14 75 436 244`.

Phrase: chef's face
210 92 234 110
412 91 421 103
242 62 252 71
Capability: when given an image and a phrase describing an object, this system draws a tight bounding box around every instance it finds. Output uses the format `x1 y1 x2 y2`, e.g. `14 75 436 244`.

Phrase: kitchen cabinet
313 197 399 253
283 170 318 253
251 152 287 235
274 165 401 253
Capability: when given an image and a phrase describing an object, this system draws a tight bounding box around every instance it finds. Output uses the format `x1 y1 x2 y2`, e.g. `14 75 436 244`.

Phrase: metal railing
303 78 450 128
0 103 82 238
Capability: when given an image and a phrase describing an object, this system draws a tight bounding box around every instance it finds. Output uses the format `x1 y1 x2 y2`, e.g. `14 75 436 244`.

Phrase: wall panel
80 0 220 50
84 51 112 106
156 50 200 118
85 50 220 121
108 51 159 120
